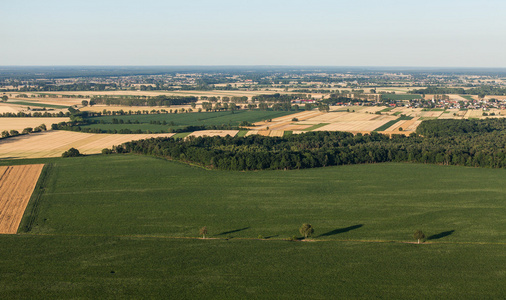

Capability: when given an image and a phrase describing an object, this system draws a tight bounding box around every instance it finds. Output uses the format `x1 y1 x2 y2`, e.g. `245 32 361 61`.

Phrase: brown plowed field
0 164 44 234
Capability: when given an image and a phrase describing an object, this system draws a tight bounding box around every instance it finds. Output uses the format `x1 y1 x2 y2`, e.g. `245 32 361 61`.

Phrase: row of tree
111 126 506 170
1 124 47 139
90 95 198 106
0 111 71 118
413 86 506 96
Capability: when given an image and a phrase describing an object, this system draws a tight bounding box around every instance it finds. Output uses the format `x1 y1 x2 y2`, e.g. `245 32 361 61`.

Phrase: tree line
90 95 198 106
0 111 71 118
413 86 506 96
110 124 506 170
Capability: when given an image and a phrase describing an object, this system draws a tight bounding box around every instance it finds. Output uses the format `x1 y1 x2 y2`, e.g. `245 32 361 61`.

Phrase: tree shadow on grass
217 227 250 236
427 230 455 240
264 235 278 239
317 224 363 237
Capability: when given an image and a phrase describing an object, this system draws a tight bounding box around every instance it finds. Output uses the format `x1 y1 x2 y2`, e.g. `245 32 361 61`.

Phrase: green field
379 107 394 112
0 155 505 298
8 101 70 109
461 95 475 101
380 94 422 101
302 123 329 131
83 110 298 132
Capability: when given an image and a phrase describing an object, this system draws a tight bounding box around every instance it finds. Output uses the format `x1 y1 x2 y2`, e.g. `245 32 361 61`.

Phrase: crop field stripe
0 164 44 234
303 123 330 131
373 116 413 131
18 164 52 233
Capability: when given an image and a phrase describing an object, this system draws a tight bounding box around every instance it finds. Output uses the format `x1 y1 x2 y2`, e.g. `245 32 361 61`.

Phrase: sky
1 0 505 67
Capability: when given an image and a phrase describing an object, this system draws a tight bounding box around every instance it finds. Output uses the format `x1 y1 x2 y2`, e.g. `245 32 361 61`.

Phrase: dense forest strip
416 118 506 137
412 86 506 96
90 95 198 106
112 125 506 170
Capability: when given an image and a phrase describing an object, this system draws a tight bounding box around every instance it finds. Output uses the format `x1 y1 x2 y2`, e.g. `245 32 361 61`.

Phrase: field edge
18 163 51 233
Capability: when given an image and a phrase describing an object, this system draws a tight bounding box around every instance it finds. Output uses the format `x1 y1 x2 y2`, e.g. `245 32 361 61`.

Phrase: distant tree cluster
13 83 116 92
0 111 70 118
416 118 506 137
1 124 47 139
413 86 506 96
61 148 82 157
90 95 198 106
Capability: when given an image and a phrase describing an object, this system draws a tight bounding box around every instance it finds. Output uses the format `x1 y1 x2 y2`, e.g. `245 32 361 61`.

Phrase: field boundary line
22 233 506 245
18 163 51 233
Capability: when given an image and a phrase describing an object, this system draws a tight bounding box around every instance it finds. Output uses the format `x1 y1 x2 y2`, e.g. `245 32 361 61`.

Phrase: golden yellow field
0 164 44 234
0 118 69 132
0 131 175 159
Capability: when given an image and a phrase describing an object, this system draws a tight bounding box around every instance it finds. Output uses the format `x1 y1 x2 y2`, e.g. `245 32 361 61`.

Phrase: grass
380 94 422 101
172 132 191 139
236 130 248 137
379 107 394 112
302 123 329 131
283 131 293 137
374 116 413 131
0 155 504 298
461 95 474 101
7 101 70 109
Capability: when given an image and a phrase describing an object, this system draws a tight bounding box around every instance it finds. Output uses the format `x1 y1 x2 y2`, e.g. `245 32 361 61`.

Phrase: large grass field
83 110 299 132
0 155 505 298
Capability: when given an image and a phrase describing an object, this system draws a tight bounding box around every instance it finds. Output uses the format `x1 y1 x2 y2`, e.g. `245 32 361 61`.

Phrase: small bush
62 148 82 158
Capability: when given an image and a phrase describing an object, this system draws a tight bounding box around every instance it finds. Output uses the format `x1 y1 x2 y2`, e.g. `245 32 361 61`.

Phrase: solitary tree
299 223 314 239
200 226 208 239
413 230 426 244
1 95 7 102
62 147 81 158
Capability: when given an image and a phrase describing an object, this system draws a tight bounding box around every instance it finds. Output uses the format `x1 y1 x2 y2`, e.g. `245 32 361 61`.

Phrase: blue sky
1 0 505 67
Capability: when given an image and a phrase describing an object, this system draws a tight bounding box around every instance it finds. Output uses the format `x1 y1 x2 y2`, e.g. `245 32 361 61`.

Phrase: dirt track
0 164 44 234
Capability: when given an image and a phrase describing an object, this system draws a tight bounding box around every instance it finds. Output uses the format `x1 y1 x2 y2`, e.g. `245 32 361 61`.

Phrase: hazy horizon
2 0 506 67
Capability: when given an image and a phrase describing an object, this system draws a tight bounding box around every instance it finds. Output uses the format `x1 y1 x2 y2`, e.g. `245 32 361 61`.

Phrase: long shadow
217 227 250 236
317 224 363 237
264 235 278 239
427 230 455 240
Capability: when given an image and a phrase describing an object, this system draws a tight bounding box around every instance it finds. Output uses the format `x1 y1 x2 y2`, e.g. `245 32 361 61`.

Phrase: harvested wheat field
0 117 69 132
252 111 323 129
268 130 284 137
0 104 23 114
0 164 44 234
186 130 238 138
0 131 175 159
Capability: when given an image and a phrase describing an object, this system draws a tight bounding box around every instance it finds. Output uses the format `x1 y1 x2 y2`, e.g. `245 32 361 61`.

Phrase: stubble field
0 164 44 234
0 117 69 132
0 131 175 159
